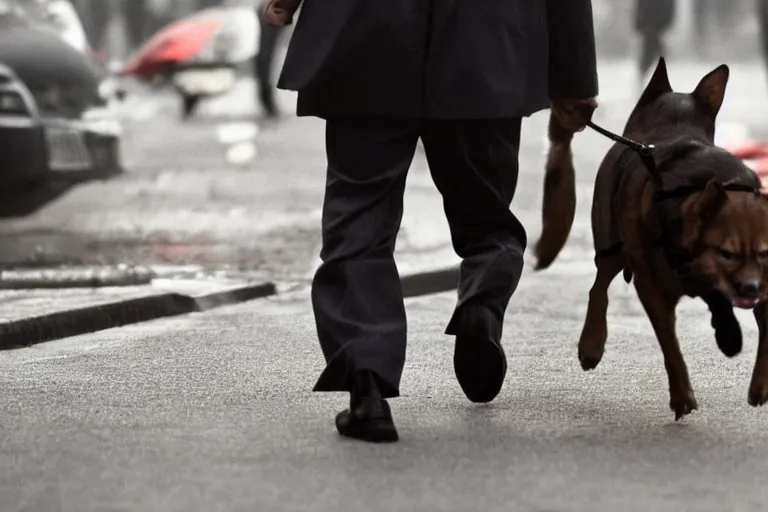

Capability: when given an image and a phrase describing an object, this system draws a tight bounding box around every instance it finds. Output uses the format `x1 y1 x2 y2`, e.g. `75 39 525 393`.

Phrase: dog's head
677 164 768 309
625 58 768 308
625 57 730 142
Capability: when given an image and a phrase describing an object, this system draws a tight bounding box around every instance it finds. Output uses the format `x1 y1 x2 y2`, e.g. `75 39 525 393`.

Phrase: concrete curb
0 282 276 350
0 264 459 350
0 267 155 290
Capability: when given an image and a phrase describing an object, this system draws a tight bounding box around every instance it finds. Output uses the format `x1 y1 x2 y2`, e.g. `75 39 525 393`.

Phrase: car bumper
0 120 48 186
0 67 123 188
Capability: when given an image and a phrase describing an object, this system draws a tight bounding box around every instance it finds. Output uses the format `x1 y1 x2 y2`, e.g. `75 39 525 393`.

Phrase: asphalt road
3 58 768 510
3 277 768 511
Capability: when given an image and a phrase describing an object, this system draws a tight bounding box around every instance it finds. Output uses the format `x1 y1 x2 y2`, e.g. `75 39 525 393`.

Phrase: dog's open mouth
733 298 761 309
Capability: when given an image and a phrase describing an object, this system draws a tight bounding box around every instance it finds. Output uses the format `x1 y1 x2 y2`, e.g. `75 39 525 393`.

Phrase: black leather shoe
335 370 399 443
335 399 398 443
453 305 507 403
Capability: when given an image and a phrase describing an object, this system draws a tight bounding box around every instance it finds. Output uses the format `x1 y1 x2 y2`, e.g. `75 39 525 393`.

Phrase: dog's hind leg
748 302 768 406
578 254 625 371
633 275 698 421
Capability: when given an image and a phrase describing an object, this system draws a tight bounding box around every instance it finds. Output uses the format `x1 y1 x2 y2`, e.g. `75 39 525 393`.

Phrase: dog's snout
737 279 761 299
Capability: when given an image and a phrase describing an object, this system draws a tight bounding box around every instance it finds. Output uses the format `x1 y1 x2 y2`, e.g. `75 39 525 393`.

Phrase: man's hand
264 0 302 27
550 98 598 133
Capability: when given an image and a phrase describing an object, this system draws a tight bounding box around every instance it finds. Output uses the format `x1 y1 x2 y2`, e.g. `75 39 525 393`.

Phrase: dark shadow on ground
0 181 79 219
0 168 123 219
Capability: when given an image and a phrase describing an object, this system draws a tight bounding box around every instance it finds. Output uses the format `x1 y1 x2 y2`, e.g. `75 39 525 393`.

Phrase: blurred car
0 0 122 191
122 4 259 119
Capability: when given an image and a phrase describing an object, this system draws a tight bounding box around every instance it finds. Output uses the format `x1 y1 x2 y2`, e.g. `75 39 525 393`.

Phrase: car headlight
0 91 28 115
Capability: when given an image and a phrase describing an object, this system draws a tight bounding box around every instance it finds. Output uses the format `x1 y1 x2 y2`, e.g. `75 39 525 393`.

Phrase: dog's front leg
578 254 625 370
634 276 698 420
748 302 768 406
704 292 743 357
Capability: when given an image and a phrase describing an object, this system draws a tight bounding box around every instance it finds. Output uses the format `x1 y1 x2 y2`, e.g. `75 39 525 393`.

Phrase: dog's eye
718 249 738 261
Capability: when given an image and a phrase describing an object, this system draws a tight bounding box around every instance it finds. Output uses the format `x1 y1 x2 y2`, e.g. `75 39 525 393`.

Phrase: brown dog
536 57 768 420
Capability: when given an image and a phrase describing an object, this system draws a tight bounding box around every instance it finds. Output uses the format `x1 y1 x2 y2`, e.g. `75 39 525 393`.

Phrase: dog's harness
586 121 762 291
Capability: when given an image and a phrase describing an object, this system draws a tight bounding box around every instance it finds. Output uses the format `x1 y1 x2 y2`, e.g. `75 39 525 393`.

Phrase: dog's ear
692 64 730 119
694 179 728 221
637 57 672 105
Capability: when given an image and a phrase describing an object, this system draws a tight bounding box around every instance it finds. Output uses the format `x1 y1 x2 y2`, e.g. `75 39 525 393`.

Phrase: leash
586 121 663 187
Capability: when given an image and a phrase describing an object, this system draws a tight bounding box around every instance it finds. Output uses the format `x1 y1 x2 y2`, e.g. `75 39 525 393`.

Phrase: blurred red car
122 5 259 118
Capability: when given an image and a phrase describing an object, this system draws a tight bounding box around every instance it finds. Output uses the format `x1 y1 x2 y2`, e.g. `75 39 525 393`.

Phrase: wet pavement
3 58 768 510
1 58 767 281
0 80 320 280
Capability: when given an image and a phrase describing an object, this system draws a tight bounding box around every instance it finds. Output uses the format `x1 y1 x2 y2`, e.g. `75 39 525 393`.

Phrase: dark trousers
311 118 527 398
73 0 111 52
254 5 281 116
639 31 665 81
123 0 149 51
758 0 768 85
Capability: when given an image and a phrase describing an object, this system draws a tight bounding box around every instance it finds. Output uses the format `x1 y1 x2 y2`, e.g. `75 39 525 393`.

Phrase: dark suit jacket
277 0 598 119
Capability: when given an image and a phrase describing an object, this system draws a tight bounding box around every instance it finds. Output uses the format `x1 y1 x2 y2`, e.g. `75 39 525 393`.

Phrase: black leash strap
587 121 663 187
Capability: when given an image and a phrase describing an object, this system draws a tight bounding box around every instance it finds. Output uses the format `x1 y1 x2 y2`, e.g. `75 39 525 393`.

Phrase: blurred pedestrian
266 0 599 443
692 0 737 59
71 0 111 57
634 0 676 89
758 0 768 85
195 0 221 9
123 0 150 51
254 1 281 118
692 0 712 58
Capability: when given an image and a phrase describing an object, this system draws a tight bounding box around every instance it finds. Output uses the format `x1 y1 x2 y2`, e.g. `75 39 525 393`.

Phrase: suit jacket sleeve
546 0 599 100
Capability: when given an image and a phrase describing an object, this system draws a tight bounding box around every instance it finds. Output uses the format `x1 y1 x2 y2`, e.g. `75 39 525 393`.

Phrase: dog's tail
534 111 578 271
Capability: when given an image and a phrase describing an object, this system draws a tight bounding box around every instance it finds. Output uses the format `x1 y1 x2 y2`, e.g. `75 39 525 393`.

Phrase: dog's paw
710 306 743 357
714 323 743 358
670 391 699 421
578 328 606 371
748 379 768 407
578 345 604 371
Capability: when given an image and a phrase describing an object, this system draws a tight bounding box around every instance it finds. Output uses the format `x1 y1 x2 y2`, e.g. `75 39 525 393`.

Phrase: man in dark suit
267 0 599 443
